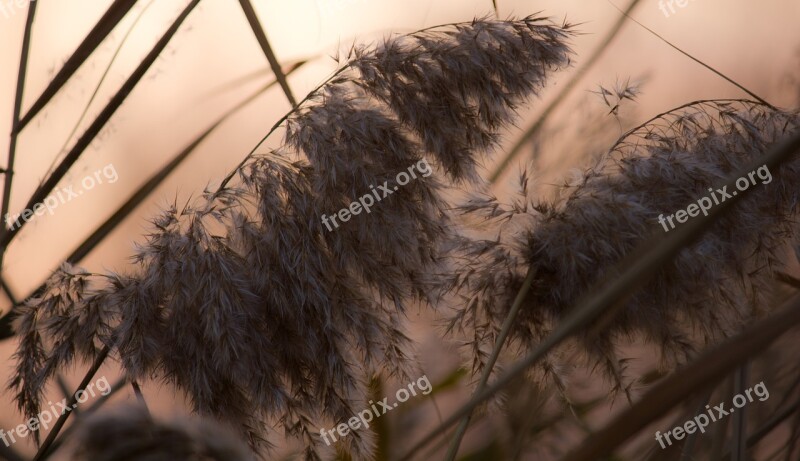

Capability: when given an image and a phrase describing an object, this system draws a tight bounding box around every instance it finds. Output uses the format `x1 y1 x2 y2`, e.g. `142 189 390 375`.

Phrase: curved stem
488 0 644 183
444 266 536 460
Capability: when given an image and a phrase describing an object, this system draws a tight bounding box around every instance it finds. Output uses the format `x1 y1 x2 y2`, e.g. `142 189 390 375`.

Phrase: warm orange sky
0 0 798 455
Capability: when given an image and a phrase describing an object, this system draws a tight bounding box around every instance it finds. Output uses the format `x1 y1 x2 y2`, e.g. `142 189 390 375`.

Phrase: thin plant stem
55 374 79 416
45 377 128 456
719 397 800 460
563 292 800 461
1 1 38 267
42 0 156 183
32 345 111 461
488 0 643 183
605 0 774 109
14 0 138 133
238 0 297 107
131 380 151 419
444 266 536 461
731 365 749 461
0 0 202 252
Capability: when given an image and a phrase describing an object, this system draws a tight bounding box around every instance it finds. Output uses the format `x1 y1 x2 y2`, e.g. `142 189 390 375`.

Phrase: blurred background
0 0 798 459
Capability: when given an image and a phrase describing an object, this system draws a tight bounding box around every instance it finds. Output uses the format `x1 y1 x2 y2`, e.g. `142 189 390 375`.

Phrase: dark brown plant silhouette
444 100 800 396
7 16 575 461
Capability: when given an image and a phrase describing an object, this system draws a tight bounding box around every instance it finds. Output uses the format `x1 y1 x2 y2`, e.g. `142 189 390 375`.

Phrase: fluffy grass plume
8 16 574 460
445 100 800 394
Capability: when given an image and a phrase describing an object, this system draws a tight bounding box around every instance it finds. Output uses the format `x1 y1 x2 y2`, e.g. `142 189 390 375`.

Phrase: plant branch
444 266 536 460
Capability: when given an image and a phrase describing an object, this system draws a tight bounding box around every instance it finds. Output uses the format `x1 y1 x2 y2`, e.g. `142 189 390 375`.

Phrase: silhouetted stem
33 345 111 461
444 266 535 460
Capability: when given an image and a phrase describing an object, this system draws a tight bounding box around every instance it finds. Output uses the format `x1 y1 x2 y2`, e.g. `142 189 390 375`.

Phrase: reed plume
7 16 574 460
445 100 800 394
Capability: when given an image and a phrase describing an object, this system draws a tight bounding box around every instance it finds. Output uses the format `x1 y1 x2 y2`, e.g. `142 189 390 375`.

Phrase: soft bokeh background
0 0 798 458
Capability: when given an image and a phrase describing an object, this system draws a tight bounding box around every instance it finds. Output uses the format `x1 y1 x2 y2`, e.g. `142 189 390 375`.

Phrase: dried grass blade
0 0 202 251
15 0 138 132
1 2 38 260
237 0 297 107
562 293 800 461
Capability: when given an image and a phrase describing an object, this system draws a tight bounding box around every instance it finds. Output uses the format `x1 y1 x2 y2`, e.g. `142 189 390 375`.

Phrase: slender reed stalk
14 0 138 132
720 398 800 461
42 0 156 183
0 0 202 250
238 0 297 107
563 292 800 461
0 1 38 267
444 266 536 460
33 345 111 461
488 0 643 183
606 1 774 108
